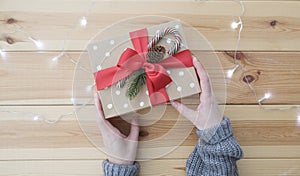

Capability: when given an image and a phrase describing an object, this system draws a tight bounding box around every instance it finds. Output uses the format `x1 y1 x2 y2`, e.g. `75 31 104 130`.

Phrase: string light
225 1 300 112
52 52 65 62
85 83 95 93
226 65 239 78
28 36 44 49
50 1 95 62
70 98 76 104
33 115 40 121
0 48 6 59
0 1 95 124
0 97 93 124
258 92 271 103
297 108 300 126
264 93 271 99
80 16 88 27
231 21 241 29
6 23 45 50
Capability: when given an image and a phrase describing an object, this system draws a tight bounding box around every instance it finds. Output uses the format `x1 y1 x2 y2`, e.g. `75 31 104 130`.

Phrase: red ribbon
94 28 193 105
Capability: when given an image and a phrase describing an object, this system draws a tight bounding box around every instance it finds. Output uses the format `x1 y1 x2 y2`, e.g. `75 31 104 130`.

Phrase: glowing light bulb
297 108 300 126
33 115 39 121
52 52 64 62
226 69 234 78
70 98 75 104
226 65 239 78
28 36 43 49
264 93 271 99
85 84 94 92
258 92 272 103
35 41 43 48
231 21 240 29
0 48 6 59
80 16 87 27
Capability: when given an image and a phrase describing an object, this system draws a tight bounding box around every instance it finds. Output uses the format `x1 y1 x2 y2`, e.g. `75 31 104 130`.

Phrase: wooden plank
2 145 300 161
0 52 79 104
1 105 299 159
0 159 299 176
2 1 299 16
1 117 299 148
1 105 298 121
1 52 300 105
0 1 300 51
1 1 299 175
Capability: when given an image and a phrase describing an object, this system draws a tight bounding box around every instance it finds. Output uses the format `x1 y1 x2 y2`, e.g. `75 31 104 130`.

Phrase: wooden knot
7 18 17 24
257 70 262 75
270 20 277 26
240 70 261 85
6 37 15 44
139 130 149 137
243 75 255 83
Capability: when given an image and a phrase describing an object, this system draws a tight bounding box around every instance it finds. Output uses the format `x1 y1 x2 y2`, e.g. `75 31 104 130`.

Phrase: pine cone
147 45 166 63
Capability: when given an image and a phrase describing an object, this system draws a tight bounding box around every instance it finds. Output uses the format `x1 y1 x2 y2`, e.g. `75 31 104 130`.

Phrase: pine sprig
126 45 166 100
119 45 166 100
126 69 146 100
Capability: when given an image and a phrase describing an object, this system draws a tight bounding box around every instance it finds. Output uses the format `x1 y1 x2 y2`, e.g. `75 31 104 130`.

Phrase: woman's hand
94 93 139 165
171 56 223 130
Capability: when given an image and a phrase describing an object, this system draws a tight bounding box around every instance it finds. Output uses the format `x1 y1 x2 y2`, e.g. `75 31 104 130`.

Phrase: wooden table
1 0 300 175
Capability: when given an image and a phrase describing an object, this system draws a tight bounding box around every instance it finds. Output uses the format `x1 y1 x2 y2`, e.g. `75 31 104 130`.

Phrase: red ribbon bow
94 28 193 105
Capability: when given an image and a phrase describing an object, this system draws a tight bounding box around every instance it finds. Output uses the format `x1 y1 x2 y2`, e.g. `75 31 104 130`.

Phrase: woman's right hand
171 56 223 130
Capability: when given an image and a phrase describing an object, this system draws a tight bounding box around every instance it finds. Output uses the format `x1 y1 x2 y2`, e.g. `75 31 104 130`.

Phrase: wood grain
0 1 300 51
1 1 300 175
1 117 299 148
1 51 300 104
1 105 299 161
1 145 300 161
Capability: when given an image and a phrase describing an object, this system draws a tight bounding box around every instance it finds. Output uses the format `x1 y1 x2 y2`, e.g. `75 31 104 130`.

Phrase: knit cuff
102 160 139 176
196 117 233 145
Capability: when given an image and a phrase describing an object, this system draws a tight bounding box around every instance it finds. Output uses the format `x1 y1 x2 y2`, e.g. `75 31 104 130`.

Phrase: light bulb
0 48 6 59
258 92 271 103
35 41 43 48
80 16 87 27
231 21 240 29
70 98 75 104
52 52 64 62
28 36 43 49
264 93 271 99
33 115 39 121
297 108 300 126
85 84 94 92
226 69 234 78
226 65 239 78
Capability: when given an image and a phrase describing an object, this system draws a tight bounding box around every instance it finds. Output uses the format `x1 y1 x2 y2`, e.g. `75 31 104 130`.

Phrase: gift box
88 20 201 119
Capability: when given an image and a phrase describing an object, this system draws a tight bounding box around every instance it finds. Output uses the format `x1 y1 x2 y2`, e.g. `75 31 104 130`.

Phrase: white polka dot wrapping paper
87 20 201 119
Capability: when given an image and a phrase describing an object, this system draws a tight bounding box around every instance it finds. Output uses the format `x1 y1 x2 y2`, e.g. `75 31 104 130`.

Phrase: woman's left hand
94 93 139 165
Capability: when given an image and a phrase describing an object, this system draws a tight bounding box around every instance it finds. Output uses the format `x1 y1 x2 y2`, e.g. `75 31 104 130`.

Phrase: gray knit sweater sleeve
102 117 242 176
186 117 243 176
102 160 139 176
